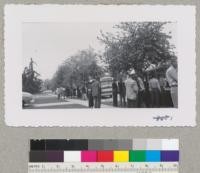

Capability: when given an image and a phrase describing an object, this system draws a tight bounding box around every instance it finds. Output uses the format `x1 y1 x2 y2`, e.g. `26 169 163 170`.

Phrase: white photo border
4 5 196 126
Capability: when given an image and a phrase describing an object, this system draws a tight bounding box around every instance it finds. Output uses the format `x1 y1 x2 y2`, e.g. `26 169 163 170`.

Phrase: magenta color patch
81 151 97 162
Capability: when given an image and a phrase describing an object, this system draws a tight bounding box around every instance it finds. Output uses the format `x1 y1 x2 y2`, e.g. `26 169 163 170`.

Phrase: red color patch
97 151 113 162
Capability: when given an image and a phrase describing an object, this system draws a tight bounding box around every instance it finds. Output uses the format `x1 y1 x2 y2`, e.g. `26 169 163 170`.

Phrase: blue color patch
146 151 161 162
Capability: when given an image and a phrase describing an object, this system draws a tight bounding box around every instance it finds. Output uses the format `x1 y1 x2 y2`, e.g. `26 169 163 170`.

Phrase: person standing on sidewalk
159 74 167 107
125 69 139 108
97 77 101 108
91 78 101 108
56 87 62 100
166 56 178 108
149 73 161 107
135 74 146 108
87 79 94 108
118 77 126 107
112 78 118 107
82 85 87 100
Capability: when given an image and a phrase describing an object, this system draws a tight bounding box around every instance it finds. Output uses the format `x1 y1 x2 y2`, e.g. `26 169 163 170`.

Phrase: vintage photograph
4 5 195 126
22 22 178 109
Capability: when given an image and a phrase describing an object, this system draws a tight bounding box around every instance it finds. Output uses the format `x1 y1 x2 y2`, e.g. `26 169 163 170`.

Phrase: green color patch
129 150 146 162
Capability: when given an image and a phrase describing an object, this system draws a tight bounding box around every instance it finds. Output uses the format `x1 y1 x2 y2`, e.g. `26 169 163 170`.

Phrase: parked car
22 92 34 107
42 90 53 94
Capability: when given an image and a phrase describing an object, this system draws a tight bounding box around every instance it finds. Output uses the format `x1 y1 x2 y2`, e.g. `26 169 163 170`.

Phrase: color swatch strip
30 139 179 163
29 150 179 162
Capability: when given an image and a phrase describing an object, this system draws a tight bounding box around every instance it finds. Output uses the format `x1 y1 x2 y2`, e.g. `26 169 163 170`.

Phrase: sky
22 22 177 80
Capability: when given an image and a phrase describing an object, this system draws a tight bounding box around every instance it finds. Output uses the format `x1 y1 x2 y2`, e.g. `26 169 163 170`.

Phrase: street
25 93 113 109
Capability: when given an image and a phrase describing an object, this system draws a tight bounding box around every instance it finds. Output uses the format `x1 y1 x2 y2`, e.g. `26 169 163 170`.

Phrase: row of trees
49 48 103 90
30 22 176 92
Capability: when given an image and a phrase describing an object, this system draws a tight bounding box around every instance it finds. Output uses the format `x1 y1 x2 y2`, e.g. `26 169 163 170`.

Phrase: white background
4 5 196 126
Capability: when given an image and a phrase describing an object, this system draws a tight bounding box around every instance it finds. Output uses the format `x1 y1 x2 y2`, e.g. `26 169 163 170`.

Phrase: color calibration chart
28 139 179 173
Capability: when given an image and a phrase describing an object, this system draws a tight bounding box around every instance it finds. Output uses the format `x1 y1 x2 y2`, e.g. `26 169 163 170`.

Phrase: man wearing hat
87 79 94 108
125 69 139 108
166 56 178 108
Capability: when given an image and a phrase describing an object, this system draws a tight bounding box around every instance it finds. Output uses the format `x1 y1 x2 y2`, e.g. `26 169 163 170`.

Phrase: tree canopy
22 58 42 94
50 48 103 90
48 22 176 90
98 22 176 77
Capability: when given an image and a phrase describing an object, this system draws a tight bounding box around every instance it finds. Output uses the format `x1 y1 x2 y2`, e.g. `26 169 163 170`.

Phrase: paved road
24 94 113 109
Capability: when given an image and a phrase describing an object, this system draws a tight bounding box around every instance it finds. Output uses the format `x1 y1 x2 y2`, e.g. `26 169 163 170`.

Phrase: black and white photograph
22 22 178 109
4 5 196 126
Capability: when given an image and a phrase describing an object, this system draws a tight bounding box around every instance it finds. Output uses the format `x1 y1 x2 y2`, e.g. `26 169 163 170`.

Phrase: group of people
55 78 102 109
111 56 178 108
56 86 87 101
112 69 149 108
55 57 178 109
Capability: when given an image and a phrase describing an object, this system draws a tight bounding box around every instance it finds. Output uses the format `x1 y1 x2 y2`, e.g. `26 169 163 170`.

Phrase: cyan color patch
146 151 161 162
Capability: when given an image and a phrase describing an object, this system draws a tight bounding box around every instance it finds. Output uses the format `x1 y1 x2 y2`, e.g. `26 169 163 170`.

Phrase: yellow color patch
114 151 129 162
